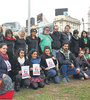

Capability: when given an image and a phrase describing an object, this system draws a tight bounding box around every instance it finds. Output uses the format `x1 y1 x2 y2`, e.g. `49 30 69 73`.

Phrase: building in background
54 15 81 35
2 22 21 36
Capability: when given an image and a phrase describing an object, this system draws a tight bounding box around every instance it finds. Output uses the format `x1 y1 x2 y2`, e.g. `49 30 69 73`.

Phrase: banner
46 58 55 69
33 64 40 76
22 66 30 79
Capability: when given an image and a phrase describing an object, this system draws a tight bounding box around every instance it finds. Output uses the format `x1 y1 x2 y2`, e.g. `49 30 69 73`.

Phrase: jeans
46 69 60 83
62 65 77 78
52 49 59 58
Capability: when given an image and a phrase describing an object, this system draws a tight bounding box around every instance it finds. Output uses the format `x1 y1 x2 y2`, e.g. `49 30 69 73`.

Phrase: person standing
50 25 66 57
26 28 41 54
15 29 26 53
39 27 53 52
70 30 80 57
0 26 4 43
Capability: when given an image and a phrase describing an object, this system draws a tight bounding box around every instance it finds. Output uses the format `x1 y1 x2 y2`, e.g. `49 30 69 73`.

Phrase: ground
13 79 90 100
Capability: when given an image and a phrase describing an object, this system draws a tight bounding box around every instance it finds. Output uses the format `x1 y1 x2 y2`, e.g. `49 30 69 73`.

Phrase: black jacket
80 37 89 49
76 56 90 70
15 36 26 53
62 31 72 44
40 55 58 76
56 50 79 68
26 36 41 53
50 31 64 49
70 36 80 57
4 39 15 62
11 56 28 79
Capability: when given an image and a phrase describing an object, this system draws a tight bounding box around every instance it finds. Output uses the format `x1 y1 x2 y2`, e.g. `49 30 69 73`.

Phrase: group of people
0 24 90 99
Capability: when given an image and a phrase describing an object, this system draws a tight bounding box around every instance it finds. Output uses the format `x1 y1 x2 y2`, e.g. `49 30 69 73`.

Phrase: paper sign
33 64 40 76
46 58 55 69
4 60 11 71
22 66 30 79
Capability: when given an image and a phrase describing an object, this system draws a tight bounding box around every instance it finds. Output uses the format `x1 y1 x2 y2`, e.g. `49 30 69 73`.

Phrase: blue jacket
0 55 8 78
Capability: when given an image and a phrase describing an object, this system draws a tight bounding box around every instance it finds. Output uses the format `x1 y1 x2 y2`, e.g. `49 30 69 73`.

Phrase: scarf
17 57 25 66
30 58 41 64
5 37 15 41
60 48 70 60
0 51 9 60
73 35 79 40
83 37 87 44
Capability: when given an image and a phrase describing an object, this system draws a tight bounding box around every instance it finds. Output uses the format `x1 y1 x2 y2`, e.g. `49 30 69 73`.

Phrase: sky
0 0 90 30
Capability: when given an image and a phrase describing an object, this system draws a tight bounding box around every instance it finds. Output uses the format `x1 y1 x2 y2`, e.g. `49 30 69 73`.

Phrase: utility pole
28 0 30 36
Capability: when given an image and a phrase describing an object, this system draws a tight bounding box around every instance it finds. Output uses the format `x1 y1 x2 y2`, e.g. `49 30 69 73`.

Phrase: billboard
37 13 43 23
55 8 68 16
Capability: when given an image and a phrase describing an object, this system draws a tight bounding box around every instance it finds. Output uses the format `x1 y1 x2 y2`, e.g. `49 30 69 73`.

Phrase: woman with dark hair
0 43 14 99
11 48 30 92
70 30 80 57
84 47 90 63
41 46 60 85
80 31 89 50
27 49 45 89
4 29 15 63
15 29 26 53
26 28 41 54
39 27 53 52
0 26 4 43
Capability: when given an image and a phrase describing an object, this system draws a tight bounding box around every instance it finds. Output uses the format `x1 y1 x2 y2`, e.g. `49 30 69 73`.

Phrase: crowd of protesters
0 25 90 99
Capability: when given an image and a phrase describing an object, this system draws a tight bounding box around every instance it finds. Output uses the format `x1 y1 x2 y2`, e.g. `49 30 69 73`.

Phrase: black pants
15 74 30 87
30 81 45 89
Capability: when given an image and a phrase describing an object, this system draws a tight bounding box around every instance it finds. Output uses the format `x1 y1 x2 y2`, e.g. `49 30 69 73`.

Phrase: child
27 50 45 89
41 46 60 85
84 47 90 63
11 48 30 91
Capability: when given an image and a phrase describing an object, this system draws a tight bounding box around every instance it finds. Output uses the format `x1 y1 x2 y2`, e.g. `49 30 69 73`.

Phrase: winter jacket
76 56 90 70
26 36 41 53
56 50 79 68
40 55 58 76
80 37 89 49
70 36 80 57
50 31 65 50
0 55 8 78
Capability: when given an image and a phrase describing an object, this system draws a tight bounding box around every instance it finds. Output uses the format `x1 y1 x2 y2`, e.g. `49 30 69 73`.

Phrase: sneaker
66 77 70 82
62 78 68 82
25 86 29 89
44 79 50 85
80 77 84 80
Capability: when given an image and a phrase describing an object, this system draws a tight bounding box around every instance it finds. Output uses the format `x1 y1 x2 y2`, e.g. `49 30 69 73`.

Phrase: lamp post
28 0 30 36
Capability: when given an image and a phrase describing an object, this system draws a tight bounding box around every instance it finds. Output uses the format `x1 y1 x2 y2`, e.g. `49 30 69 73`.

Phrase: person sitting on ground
0 43 14 99
41 46 60 85
84 47 90 63
27 49 45 90
11 48 30 92
76 50 90 71
56 42 81 82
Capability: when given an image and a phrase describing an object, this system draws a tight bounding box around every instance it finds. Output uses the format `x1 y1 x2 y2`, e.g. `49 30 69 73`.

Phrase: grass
13 79 90 100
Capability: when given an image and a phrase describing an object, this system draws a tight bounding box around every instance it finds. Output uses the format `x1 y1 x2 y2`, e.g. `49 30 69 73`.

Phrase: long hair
28 49 39 60
5 29 13 37
42 46 52 59
84 47 89 54
81 31 88 38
